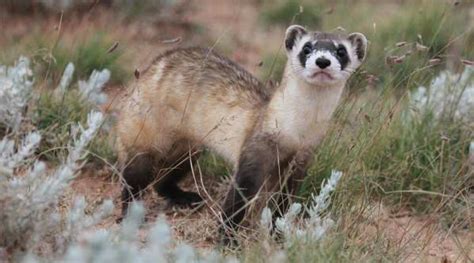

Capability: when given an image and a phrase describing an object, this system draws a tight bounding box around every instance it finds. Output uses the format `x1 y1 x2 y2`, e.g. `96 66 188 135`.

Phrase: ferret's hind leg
155 154 203 208
119 152 156 221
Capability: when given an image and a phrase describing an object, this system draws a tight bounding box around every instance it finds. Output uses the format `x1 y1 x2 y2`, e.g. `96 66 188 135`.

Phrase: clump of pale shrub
28 203 237 263
24 170 341 263
55 61 110 106
56 62 75 95
77 69 110 106
261 170 342 245
410 66 473 171
0 111 107 256
0 57 111 260
411 67 474 121
0 57 34 131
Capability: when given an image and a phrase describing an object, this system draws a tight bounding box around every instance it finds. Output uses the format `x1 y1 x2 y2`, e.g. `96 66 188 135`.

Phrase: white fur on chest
264 76 344 149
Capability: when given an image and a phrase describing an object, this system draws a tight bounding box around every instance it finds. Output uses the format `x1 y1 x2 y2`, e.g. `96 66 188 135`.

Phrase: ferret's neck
271 63 345 107
263 63 346 148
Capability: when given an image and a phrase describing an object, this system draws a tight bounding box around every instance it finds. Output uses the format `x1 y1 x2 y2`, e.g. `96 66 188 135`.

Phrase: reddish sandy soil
68 171 473 261
69 165 227 248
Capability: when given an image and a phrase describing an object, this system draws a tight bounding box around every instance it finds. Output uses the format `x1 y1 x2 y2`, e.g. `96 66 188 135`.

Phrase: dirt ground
69 168 473 261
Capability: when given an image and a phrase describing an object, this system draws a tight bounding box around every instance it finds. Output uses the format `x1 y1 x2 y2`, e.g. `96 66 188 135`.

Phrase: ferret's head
284 25 367 87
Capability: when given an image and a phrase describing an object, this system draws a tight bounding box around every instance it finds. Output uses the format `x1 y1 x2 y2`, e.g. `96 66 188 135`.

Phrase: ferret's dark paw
167 191 203 208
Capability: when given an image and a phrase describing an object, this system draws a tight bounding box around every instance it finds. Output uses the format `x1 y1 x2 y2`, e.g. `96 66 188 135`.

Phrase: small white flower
410 67 474 121
78 69 110 105
270 170 342 245
56 62 75 95
260 207 273 233
0 132 41 174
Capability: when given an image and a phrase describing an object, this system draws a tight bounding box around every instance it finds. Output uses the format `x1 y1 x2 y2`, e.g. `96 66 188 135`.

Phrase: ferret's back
117 47 271 164
144 47 271 108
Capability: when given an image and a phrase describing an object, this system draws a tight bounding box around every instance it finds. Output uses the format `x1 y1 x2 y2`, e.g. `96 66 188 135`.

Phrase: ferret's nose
316 57 331 69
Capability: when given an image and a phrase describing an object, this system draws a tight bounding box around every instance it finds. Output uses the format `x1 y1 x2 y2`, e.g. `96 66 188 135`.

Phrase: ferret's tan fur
117 47 271 166
115 25 367 242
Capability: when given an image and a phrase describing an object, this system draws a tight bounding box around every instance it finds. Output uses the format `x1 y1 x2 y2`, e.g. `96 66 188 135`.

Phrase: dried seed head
416 43 429 52
396 41 407 47
107 41 119 54
461 59 473 66
364 114 371 123
428 58 442 66
162 37 182 44
393 55 406 64
386 55 398 65
366 74 378 81
393 58 403 64
134 68 140 79
366 74 378 85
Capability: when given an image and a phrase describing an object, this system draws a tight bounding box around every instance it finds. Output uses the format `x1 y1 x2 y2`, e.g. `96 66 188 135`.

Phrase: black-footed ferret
116 25 367 242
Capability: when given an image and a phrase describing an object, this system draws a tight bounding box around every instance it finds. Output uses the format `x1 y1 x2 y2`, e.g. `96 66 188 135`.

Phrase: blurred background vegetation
2 0 472 88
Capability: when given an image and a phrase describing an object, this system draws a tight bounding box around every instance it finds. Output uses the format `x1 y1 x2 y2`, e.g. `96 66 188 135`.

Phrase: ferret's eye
302 44 312 55
337 46 347 57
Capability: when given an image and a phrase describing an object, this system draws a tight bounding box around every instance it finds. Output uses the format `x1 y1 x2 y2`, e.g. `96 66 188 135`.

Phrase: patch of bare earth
66 169 473 261
357 203 473 262
66 166 226 248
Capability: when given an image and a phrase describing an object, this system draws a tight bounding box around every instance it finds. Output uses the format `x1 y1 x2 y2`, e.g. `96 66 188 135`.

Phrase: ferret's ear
285 25 308 51
348 32 368 61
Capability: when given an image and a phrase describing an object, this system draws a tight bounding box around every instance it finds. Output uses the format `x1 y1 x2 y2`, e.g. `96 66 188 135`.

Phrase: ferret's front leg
219 134 278 246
